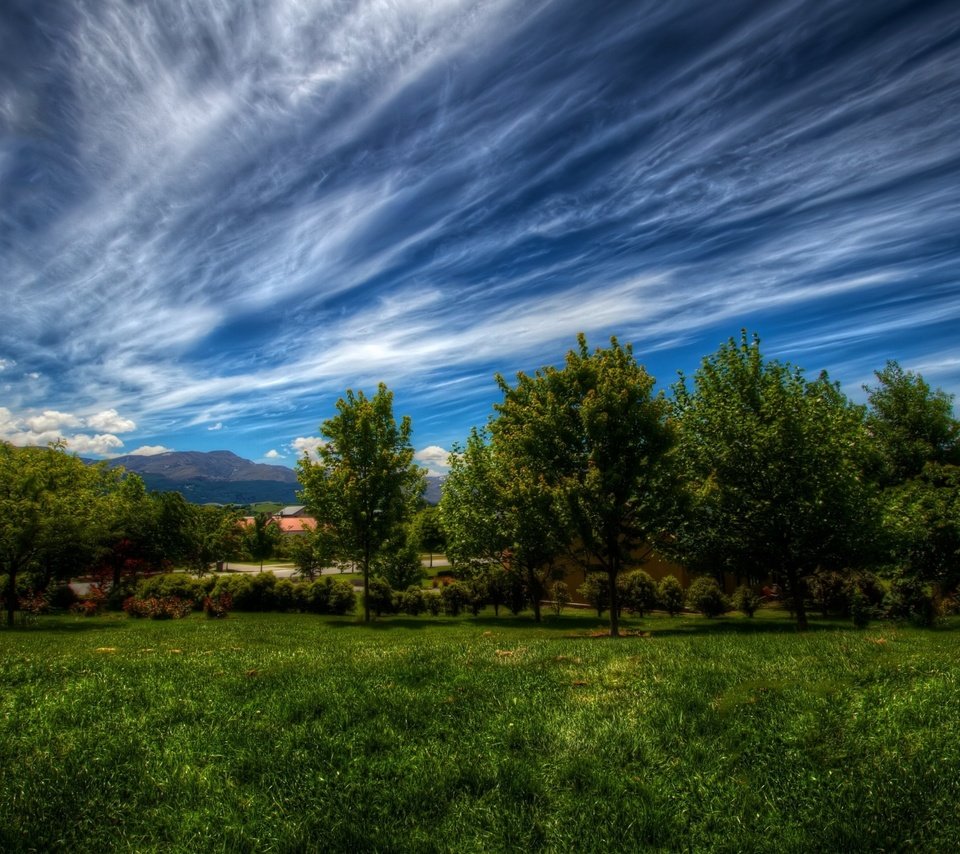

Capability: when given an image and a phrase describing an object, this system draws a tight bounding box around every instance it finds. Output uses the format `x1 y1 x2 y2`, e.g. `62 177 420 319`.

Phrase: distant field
2 611 958 852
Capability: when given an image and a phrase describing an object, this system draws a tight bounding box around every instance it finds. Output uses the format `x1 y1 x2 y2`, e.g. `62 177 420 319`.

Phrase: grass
2 610 959 852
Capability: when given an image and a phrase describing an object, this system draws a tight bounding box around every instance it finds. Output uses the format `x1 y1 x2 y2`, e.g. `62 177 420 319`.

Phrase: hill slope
107 450 445 505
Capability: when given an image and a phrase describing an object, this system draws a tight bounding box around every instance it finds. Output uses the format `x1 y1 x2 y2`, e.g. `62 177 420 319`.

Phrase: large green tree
865 360 960 485
243 512 281 571
491 335 676 636
0 442 117 625
670 332 876 630
297 384 424 622
865 361 960 593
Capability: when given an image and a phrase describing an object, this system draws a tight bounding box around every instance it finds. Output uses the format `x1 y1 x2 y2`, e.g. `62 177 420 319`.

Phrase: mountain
106 450 446 506
107 450 300 505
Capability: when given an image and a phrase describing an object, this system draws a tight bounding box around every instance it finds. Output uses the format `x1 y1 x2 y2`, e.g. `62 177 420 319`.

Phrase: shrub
884 575 935 627
686 576 731 618
808 570 850 617
274 578 305 612
577 573 609 618
732 584 762 618
619 570 658 617
850 589 871 628
138 573 206 608
366 576 395 617
441 581 471 616
657 575 685 616
70 600 102 617
425 592 442 616
549 581 570 616
398 586 426 616
46 582 78 611
211 573 278 611
203 591 233 619
123 595 193 620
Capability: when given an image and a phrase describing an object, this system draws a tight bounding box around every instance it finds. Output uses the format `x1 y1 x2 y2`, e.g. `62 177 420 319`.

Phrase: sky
2 0 959 475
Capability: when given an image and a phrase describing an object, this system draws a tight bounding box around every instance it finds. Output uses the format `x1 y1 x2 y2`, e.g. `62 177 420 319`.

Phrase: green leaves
296 383 424 621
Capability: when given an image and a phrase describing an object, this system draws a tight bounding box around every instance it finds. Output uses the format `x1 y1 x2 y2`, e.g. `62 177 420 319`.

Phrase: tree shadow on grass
1 616 131 634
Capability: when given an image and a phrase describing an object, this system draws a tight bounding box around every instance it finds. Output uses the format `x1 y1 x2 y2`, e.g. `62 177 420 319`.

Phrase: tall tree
297 384 424 622
865 360 960 485
670 332 875 630
865 361 960 593
491 335 675 636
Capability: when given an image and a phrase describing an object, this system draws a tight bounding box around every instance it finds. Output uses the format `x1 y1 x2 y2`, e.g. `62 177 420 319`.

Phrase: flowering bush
123 595 193 620
203 591 233 619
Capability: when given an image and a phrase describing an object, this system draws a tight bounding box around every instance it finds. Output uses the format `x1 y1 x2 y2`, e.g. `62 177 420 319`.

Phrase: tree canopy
669 332 877 629
297 383 424 622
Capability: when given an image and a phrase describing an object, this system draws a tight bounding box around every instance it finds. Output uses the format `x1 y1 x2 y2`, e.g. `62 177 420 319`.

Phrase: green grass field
2 611 958 852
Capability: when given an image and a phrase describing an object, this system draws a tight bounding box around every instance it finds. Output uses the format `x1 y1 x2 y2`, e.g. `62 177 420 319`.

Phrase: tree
669 332 876 630
865 361 959 485
865 362 960 594
297 384 424 623
410 505 446 567
243 512 281 571
0 442 116 626
183 504 242 576
288 524 336 580
440 427 565 622
490 335 676 636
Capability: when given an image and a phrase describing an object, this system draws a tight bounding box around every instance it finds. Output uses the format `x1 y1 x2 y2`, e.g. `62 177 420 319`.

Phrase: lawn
2 610 958 852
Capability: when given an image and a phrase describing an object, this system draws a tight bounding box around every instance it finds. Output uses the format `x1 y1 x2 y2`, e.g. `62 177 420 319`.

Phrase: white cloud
129 445 174 456
208 422 224 431
64 433 125 455
415 444 451 475
26 410 84 433
291 436 325 460
85 408 136 433
0 358 15 371
25 372 41 380
0 407 22 434
264 449 282 459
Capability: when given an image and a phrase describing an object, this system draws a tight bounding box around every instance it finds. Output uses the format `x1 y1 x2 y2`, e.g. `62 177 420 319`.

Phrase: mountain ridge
105 449 444 505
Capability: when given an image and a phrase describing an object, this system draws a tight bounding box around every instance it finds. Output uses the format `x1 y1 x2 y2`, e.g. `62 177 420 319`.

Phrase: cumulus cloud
290 437 325 460
264 449 282 459
25 410 83 433
208 422 224 431
64 433 125 455
415 445 451 475
85 408 136 433
0 405 142 456
129 445 174 456
0 358 15 371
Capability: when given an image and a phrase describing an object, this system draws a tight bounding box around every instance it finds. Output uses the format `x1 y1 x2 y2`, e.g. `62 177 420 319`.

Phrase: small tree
243 512 281 571
619 570 658 617
578 573 609 618
549 581 570 616
657 575 685 616
731 584 761 618
686 576 731 618
365 576 395 618
298 384 425 623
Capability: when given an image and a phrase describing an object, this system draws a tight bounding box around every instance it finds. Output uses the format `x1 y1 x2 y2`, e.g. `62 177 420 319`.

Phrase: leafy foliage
670 332 876 629
685 576 731 618
297 384 424 621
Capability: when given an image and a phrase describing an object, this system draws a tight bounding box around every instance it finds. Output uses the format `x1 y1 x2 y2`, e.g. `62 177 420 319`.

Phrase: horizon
3 0 959 474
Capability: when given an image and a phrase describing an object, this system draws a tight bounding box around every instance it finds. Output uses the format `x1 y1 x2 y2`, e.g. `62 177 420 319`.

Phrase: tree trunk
787 567 809 631
363 543 371 623
5 567 16 627
608 568 620 637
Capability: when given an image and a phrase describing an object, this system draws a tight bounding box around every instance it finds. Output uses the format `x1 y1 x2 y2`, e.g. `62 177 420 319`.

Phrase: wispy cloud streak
2 0 958 457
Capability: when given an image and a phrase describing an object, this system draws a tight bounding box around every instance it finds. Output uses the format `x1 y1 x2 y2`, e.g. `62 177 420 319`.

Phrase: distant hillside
106 450 446 506
107 451 300 505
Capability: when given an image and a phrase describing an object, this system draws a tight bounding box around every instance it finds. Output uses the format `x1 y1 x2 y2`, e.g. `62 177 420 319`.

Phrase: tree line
3 331 957 633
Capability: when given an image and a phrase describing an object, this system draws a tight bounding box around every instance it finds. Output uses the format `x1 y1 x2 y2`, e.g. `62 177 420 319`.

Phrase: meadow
2 610 958 853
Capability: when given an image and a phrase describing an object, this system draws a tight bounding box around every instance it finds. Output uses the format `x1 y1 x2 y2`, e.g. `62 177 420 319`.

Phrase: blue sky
2 0 959 474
